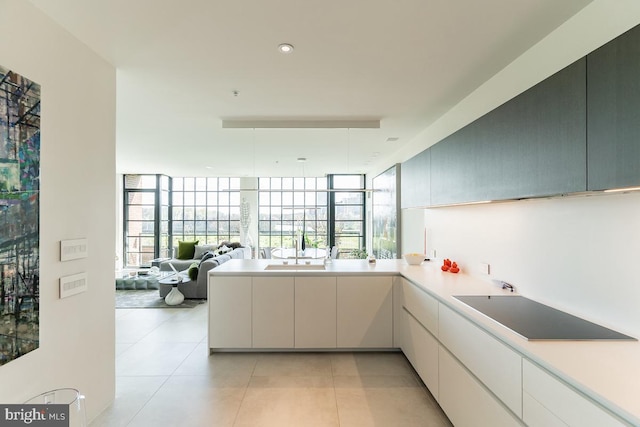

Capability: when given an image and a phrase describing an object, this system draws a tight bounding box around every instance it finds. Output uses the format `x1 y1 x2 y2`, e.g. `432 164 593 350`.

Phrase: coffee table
158 274 191 306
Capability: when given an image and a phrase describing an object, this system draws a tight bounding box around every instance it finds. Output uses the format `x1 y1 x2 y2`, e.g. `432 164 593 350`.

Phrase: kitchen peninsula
208 259 640 426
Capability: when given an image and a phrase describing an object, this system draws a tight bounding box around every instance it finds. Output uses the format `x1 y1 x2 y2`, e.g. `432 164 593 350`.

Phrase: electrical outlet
480 262 490 275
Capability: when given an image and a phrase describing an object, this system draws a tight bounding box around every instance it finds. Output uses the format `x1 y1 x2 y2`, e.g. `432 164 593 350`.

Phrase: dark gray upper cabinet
587 24 640 191
431 58 587 205
401 148 430 208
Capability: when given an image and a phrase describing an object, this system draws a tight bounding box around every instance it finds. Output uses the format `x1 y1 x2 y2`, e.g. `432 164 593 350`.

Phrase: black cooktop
453 295 636 341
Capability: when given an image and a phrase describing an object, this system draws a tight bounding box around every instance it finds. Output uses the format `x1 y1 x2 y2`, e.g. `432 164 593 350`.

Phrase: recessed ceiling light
386 137 399 142
297 157 307 162
278 43 294 54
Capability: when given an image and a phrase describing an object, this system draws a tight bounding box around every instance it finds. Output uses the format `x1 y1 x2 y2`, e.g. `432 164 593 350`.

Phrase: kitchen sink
264 263 326 271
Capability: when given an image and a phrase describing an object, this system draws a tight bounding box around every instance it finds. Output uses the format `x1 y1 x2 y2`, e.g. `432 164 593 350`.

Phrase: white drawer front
523 360 626 427
439 303 522 416
439 347 523 427
404 309 439 398
402 278 439 336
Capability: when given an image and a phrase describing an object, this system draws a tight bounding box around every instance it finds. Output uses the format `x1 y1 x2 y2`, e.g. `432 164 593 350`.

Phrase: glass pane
184 207 195 220
294 177 304 189
172 221 183 233
127 192 155 204
271 178 281 190
207 221 218 232
172 207 183 220
333 175 364 189
259 192 270 206
195 192 206 205
259 177 270 190
219 206 229 220
208 192 218 205
195 220 207 233
259 220 270 233
207 178 218 191
124 174 156 189
335 221 363 234
230 207 240 221
229 221 240 234
195 207 207 220
219 192 229 205
335 192 364 204
184 177 195 191
161 175 170 190
173 192 183 205
316 192 327 205
219 178 230 191
184 192 195 206
305 178 316 190
282 192 293 206
335 205 363 220
293 192 304 206
173 177 183 191
282 178 293 190
161 190 169 205
207 207 217 219
161 206 169 221
229 178 240 190
271 192 281 205
229 192 240 205
184 221 195 234
196 177 207 191
305 192 316 205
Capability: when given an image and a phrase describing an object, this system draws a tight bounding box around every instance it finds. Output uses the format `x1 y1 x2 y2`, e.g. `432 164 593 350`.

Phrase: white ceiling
30 0 592 178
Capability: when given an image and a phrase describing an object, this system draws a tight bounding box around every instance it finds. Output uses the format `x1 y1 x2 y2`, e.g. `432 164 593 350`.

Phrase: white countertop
210 258 404 275
210 258 640 425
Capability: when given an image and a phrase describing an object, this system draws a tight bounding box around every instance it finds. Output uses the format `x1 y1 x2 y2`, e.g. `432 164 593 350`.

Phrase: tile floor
91 302 452 426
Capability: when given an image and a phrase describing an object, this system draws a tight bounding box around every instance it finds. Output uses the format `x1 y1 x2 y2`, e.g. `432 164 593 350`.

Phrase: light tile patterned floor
91 302 452 426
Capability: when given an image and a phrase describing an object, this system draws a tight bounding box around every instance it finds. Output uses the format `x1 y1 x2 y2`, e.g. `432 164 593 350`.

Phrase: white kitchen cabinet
402 309 439 398
439 303 522 417
295 276 337 348
439 346 523 427
209 276 252 348
522 359 626 427
401 278 438 336
337 276 393 348
252 276 294 348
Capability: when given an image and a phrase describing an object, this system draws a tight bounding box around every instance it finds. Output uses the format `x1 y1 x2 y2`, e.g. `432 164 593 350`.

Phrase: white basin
264 263 326 271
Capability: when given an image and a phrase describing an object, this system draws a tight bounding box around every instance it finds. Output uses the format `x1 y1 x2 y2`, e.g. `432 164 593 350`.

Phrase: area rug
115 290 205 309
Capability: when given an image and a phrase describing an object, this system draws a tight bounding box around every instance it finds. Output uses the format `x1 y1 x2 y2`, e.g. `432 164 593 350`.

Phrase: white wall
0 0 116 421
424 193 640 338
397 0 640 339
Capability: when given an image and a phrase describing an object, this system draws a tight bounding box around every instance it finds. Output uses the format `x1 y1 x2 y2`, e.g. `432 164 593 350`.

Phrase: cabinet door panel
431 59 586 205
439 303 522 416
337 276 393 348
253 276 294 348
295 276 337 348
401 148 430 208
209 276 252 348
404 309 439 398
401 278 438 336
523 360 626 427
587 24 640 190
439 347 523 427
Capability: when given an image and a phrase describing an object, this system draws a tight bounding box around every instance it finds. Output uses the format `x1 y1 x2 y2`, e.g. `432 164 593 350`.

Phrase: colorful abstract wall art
0 65 40 366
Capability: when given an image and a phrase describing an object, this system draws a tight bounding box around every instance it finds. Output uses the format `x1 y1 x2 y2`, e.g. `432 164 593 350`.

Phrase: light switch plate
60 272 88 298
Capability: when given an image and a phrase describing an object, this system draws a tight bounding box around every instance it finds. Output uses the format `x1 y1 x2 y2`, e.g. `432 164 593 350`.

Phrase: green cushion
177 240 199 259
188 262 199 281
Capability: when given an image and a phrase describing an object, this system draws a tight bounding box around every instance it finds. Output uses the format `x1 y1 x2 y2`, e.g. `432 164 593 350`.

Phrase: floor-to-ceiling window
258 175 365 258
330 174 366 257
123 174 170 267
170 177 241 247
258 177 329 251
123 174 366 266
